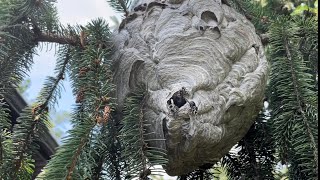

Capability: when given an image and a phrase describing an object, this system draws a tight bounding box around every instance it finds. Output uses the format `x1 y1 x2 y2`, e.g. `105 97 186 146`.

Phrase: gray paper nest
112 0 268 176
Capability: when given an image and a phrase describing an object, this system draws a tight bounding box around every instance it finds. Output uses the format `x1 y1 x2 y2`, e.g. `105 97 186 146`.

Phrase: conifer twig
35 32 78 46
66 52 112 179
14 52 70 173
118 0 129 16
66 137 87 180
284 37 318 172
28 16 79 46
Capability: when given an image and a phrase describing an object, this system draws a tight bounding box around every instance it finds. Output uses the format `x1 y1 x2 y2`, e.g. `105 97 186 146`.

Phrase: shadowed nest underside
112 0 268 176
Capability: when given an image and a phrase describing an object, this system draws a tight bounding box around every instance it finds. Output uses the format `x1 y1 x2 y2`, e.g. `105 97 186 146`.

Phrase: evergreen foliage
38 19 116 179
222 110 275 179
120 88 168 179
177 164 216 180
0 104 13 178
222 0 318 180
107 0 132 16
268 16 318 179
90 119 123 180
0 0 318 179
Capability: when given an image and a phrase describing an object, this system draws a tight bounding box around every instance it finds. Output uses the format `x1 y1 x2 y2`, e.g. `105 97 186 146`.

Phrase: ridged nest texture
112 0 268 176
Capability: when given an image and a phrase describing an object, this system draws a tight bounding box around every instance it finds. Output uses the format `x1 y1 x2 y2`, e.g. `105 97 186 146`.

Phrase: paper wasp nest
112 0 268 176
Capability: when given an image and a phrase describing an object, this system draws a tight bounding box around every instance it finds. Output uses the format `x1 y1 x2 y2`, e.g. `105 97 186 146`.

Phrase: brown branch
26 15 79 47
66 137 87 180
92 152 106 180
67 52 112 179
34 32 78 46
14 51 70 174
14 119 37 172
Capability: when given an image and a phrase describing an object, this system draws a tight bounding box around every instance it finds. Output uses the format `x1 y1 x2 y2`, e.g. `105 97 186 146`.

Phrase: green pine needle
268 16 318 179
120 87 168 179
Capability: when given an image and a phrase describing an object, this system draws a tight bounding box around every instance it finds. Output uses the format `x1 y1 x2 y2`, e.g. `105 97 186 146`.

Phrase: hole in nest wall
201 11 218 24
167 90 187 108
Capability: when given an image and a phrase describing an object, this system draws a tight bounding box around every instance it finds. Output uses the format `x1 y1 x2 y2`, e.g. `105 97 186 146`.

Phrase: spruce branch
107 0 131 16
269 17 318 178
38 19 116 179
117 0 130 16
283 30 318 173
14 109 36 173
27 16 79 47
221 110 275 179
66 89 112 179
0 102 11 130
0 0 59 97
222 153 241 178
13 48 70 175
37 49 70 107
138 93 149 180
177 164 215 180
20 14 83 48
34 32 78 46
90 125 110 180
104 116 124 179
120 87 167 179
0 103 12 174
66 136 89 180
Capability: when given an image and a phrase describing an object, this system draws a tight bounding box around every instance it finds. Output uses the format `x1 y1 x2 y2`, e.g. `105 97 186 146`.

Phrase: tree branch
14 51 70 174
34 32 78 46
66 137 87 180
284 36 318 174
